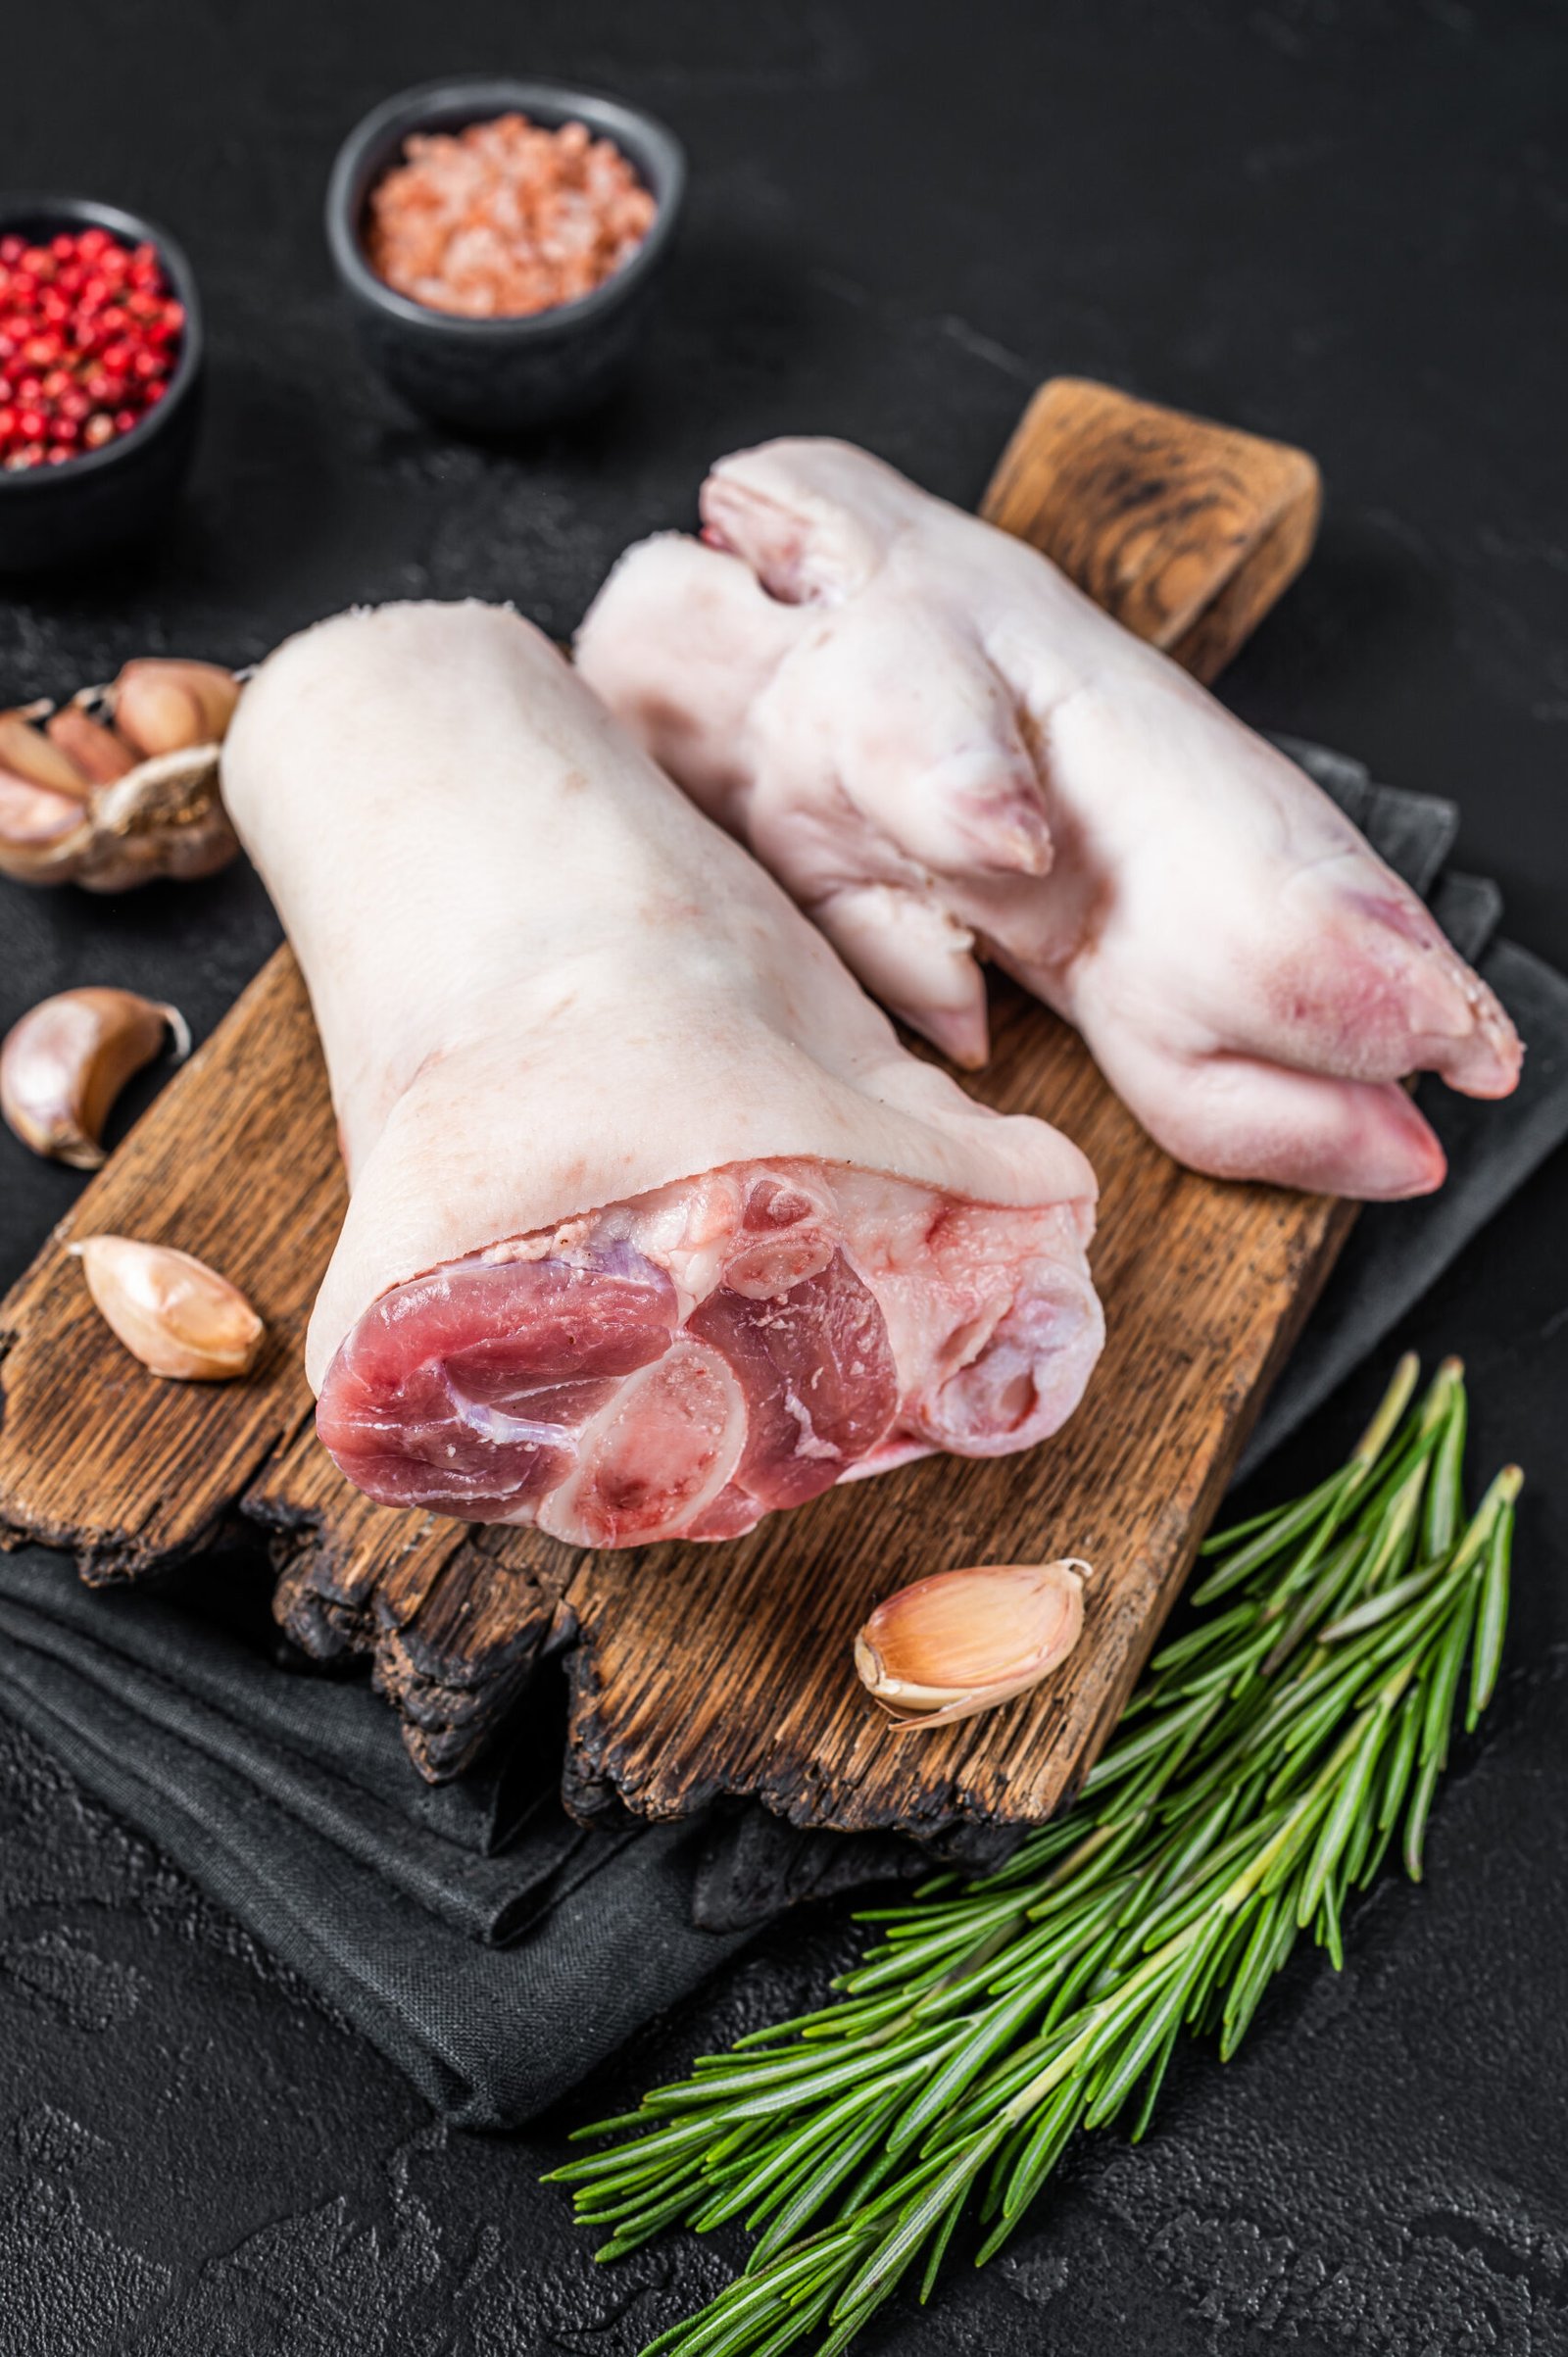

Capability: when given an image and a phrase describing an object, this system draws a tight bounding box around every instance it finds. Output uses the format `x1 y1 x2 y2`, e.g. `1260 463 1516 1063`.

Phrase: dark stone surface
1 2 1566 2350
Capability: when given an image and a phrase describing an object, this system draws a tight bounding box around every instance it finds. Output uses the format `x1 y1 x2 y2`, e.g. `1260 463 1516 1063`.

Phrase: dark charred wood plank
375 1530 574 1782
250 1416 471 1658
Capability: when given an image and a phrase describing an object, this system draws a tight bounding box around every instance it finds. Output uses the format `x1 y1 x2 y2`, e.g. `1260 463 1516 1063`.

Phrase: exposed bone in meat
221 603 1102 1546
576 439 1522 1201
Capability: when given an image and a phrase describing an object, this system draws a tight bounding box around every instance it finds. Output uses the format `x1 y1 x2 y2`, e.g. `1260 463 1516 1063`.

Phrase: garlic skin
70 1237 265 1381
0 771 90 862
855 1558 1088 1731
0 661 242 891
1 988 190 1169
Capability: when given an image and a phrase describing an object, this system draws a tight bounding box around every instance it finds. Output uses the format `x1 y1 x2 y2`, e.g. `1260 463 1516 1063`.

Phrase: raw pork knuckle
576 439 1522 1200
221 603 1102 1547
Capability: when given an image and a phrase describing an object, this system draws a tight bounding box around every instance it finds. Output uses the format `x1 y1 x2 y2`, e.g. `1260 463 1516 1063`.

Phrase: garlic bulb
855 1558 1088 1730
0 660 242 891
70 1237 264 1381
1 988 189 1169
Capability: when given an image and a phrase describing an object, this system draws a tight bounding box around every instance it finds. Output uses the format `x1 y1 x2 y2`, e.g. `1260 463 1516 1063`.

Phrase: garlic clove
854 1558 1088 1731
46 702 139 785
0 771 92 863
0 707 93 873
1 988 190 1169
113 660 241 758
70 1236 264 1381
0 708 92 795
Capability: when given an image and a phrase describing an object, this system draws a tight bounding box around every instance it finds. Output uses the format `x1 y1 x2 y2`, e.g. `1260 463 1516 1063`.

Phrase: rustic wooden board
0 379 1337 1849
983 377 1321 683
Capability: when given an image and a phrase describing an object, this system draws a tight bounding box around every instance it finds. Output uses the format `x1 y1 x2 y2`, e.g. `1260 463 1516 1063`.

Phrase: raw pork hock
221 603 1102 1547
576 438 1522 1202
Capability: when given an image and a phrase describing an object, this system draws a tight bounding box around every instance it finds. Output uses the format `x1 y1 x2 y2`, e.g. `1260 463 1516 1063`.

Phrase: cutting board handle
982 377 1321 680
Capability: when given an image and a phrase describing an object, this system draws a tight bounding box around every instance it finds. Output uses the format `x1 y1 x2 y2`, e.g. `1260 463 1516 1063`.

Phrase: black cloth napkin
1241 743 1568 1472
1 746 1566 2129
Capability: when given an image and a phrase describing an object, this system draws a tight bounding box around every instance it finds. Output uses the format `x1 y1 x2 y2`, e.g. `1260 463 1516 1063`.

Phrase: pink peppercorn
0 223 180 471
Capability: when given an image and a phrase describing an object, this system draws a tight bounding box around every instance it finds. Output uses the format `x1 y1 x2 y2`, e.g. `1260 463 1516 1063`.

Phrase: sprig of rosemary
550 1354 1520 2357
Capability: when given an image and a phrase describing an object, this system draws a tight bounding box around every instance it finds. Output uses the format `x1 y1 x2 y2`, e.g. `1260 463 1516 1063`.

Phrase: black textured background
3 4 1567 2351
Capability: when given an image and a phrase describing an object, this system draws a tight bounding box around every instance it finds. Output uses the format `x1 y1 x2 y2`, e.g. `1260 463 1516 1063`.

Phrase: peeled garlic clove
113 660 241 758
0 707 93 876
71 1236 264 1381
855 1558 1088 1731
46 703 139 785
1 988 190 1169
0 707 91 795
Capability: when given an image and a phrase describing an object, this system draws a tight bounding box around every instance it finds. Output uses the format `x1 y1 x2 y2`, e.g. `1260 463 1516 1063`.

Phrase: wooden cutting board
0 379 1336 1859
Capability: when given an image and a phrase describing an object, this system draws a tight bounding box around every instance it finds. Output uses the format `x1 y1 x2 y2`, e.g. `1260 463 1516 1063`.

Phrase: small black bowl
0 195 203 575
325 77 686 434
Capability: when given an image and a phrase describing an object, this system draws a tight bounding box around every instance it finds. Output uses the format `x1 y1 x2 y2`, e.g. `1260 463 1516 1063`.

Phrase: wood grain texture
0 380 1336 1844
982 378 1322 683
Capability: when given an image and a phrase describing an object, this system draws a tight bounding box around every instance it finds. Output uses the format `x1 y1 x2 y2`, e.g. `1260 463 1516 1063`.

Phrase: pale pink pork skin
220 602 1103 1547
575 439 1523 1203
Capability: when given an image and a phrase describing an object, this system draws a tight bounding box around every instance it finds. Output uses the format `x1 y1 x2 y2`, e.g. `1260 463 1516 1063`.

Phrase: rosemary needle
549 1355 1521 2357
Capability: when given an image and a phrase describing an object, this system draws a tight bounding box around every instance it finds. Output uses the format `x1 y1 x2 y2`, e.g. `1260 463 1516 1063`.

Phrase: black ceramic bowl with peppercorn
0 195 202 575
325 78 686 434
